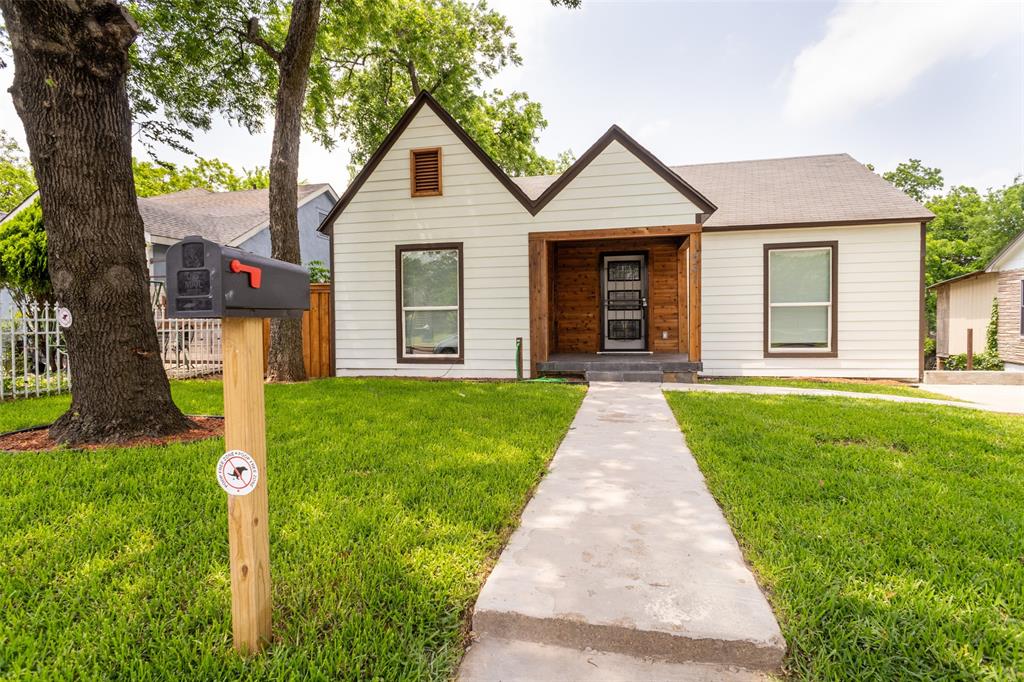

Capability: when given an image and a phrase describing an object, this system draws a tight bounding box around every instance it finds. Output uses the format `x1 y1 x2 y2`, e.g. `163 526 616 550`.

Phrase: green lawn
665 392 1024 680
702 376 955 401
0 378 584 679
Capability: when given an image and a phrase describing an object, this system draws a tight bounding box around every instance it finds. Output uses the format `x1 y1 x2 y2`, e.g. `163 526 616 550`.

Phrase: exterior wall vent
410 147 442 197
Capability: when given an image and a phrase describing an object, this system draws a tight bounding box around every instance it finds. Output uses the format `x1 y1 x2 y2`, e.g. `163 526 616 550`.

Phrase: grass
702 376 956 401
665 391 1024 679
0 378 584 680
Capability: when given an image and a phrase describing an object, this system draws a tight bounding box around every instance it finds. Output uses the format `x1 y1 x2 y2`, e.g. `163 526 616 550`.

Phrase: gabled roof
317 91 717 232
140 183 336 245
986 228 1024 271
513 154 934 231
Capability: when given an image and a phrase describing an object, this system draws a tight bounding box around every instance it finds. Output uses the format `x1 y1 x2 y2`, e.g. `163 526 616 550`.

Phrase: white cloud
785 0 1022 123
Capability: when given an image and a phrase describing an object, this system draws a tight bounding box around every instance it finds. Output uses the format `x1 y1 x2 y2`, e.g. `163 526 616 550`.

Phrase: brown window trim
763 241 839 359
395 242 464 364
410 147 442 197
1019 280 1023 337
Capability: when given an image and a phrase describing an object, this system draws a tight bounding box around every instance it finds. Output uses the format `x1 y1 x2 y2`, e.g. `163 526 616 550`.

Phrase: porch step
587 370 666 382
537 359 702 374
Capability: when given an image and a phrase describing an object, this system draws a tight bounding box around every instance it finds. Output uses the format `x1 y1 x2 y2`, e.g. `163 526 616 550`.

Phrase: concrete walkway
914 384 1024 413
460 382 785 681
663 382 1024 415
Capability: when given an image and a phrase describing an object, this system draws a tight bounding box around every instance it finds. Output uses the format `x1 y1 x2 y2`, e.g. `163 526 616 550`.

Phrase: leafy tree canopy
0 198 48 304
882 159 944 203
127 0 573 177
0 130 36 213
133 157 269 197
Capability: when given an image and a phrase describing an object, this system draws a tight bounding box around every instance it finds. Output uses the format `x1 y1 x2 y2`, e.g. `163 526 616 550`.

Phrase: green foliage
306 259 330 283
128 0 571 178
0 130 37 213
0 199 49 302
882 159 943 203
0 378 584 678
132 157 269 198
335 0 572 176
665 392 1024 679
924 335 936 359
987 297 999 354
944 351 1003 371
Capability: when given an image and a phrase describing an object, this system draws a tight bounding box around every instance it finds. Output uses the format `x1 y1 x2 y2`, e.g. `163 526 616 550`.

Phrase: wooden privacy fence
263 283 332 377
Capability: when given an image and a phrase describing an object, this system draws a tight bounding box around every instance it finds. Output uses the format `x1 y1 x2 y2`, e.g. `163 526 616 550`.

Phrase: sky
1 0 1022 194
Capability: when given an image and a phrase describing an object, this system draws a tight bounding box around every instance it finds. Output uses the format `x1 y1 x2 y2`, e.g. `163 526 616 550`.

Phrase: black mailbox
165 237 310 319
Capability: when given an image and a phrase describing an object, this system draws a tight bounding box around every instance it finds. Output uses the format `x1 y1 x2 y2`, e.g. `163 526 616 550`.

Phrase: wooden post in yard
222 316 272 654
966 328 974 371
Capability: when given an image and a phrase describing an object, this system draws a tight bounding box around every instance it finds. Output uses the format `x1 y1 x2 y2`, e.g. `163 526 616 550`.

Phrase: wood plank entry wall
551 237 687 354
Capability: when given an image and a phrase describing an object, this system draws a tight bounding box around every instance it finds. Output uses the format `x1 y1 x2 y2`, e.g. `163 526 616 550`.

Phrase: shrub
986 297 999 354
944 351 1004 371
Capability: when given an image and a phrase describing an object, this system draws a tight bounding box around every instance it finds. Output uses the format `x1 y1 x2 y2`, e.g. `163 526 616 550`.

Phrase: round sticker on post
57 307 73 329
216 450 259 496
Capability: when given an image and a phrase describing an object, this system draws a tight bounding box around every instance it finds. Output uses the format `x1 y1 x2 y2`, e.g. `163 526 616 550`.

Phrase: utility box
165 236 310 319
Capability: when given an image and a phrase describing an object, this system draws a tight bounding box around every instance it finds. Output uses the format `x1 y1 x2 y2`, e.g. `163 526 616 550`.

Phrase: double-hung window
396 244 463 363
764 242 837 356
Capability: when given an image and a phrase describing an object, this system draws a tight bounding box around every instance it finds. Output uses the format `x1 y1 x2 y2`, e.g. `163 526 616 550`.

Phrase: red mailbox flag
230 259 262 288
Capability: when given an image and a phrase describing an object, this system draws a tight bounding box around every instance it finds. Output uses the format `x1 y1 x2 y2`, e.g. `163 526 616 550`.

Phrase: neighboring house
141 183 338 283
931 230 1024 371
0 184 337 313
320 93 933 381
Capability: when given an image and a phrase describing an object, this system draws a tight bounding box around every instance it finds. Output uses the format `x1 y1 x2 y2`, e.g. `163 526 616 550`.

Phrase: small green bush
944 351 1004 371
986 297 999 353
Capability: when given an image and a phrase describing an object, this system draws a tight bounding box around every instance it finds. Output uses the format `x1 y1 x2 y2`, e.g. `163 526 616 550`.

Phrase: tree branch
406 60 420 96
238 16 281 63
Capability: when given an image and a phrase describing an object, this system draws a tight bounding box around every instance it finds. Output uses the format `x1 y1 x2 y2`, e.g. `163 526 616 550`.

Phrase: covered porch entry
528 225 702 381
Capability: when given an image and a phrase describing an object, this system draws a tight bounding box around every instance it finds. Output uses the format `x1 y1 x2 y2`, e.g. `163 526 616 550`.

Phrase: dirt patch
0 416 223 452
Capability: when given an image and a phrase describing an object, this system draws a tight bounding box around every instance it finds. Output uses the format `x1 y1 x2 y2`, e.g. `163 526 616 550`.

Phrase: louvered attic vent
410 147 442 197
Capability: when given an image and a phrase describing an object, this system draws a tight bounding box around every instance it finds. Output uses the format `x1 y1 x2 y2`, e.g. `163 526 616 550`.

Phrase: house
931 230 1024 371
140 183 338 283
0 183 338 314
319 92 933 381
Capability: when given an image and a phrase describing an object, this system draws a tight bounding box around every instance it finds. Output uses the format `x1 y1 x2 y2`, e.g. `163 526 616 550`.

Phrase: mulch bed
0 416 224 452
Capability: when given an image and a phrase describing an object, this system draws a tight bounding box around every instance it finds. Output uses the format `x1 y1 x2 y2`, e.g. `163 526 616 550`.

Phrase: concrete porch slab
459 637 770 682
467 382 785 672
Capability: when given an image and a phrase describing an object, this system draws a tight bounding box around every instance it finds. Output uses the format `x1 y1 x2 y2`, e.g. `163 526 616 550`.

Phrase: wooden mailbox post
165 236 310 654
222 317 272 653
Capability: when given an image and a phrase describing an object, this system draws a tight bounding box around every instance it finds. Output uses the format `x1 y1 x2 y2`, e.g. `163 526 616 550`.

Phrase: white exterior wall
701 223 922 379
944 274 998 355
332 106 700 378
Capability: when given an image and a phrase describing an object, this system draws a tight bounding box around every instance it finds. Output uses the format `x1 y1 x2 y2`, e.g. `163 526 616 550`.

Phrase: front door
601 254 647 351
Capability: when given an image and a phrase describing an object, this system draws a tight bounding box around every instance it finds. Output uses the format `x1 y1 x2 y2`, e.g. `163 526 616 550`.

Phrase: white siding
701 223 922 379
944 274 999 355
332 106 701 378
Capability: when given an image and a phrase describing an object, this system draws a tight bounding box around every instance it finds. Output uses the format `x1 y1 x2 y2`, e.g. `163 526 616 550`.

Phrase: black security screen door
601 254 647 351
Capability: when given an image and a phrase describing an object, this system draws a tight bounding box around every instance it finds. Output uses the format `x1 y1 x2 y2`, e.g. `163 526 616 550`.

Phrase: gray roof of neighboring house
139 183 333 243
512 153 933 229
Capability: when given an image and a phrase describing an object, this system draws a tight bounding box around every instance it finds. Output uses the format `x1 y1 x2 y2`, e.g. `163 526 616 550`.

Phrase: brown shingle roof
139 183 331 243
511 153 933 228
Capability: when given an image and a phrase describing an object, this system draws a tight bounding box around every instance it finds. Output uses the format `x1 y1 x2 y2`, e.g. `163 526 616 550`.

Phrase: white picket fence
0 302 223 401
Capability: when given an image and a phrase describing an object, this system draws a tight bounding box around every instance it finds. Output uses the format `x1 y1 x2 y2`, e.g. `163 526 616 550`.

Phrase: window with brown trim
763 241 838 358
396 243 464 363
1019 280 1023 336
410 147 442 197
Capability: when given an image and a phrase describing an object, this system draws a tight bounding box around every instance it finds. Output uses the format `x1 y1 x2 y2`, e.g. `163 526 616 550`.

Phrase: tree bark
1 0 192 444
264 0 321 382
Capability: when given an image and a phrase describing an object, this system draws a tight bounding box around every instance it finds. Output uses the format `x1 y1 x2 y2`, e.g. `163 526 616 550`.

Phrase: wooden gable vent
410 147 442 197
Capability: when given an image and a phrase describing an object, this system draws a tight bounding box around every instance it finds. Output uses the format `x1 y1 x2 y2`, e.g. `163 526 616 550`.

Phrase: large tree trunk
265 0 321 382
1 0 192 444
